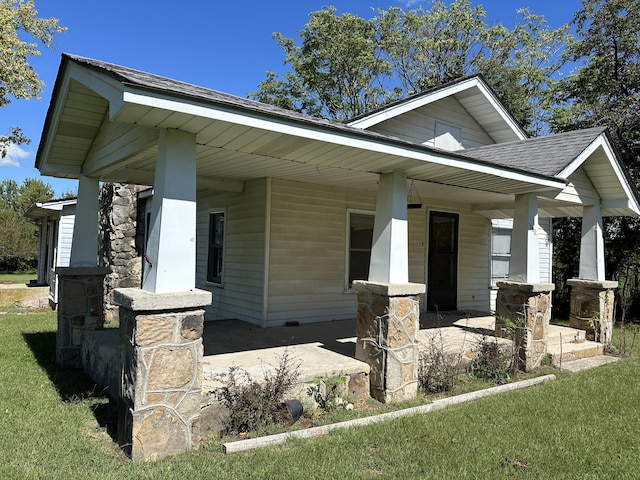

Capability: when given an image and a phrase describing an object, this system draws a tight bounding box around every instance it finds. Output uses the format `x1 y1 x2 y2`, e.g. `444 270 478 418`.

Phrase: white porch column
142 129 197 294
70 175 100 267
509 193 540 283
369 170 409 284
579 205 605 281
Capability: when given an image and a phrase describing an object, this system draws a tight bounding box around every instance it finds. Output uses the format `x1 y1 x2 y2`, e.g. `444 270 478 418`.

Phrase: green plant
469 335 516 384
418 331 462 394
306 375 349 411
212 350 300 434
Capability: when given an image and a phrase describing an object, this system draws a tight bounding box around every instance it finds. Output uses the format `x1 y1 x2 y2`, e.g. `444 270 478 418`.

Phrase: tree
0 177 53 271
551 0 640 172
550 0 640 316
0 0 66 156
250 1 570 133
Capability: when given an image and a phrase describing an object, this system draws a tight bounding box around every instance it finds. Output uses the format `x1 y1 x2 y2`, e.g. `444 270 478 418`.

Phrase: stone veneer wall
56 267 110 368
99 183 146 324
568 279 617 345
495 281 554 371
115 288 210 462
354 281 425 403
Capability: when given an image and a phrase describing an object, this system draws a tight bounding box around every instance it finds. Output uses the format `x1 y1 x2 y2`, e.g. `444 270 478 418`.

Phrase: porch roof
35 54 639 217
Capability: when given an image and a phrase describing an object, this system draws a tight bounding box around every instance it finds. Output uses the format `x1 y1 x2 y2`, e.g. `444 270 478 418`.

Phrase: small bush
212 350 300 434
418 332 461 393
469 336 515 384
307 375 350 411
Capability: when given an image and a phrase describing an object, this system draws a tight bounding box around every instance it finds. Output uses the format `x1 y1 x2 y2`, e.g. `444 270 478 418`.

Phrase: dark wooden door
427 211 459 311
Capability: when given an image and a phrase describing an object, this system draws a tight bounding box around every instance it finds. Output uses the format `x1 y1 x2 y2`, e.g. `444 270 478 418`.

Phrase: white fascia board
559 135 640 215
347 78 480 129
37 66 72 172
121 88 564 191
346 77 527 141
474 82 527 140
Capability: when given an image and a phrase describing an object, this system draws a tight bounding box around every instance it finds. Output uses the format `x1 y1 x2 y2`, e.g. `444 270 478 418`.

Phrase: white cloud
0 143 31 168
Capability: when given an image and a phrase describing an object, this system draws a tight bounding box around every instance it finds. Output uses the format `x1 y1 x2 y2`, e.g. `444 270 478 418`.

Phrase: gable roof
457 127 607 177
346 75 527 143
34 54 640 218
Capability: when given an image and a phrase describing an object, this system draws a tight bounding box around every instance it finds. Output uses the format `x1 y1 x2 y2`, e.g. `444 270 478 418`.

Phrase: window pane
492 228 511 255
349 213 374 285
207 212 224 283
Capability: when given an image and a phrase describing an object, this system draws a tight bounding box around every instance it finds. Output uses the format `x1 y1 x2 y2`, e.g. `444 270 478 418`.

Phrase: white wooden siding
455 209 492 311
366 97 495 150
57 206 76 267
196 178 267 324
267 179 373 325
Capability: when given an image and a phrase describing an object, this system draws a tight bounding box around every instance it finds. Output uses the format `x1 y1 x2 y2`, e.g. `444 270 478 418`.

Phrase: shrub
469 336 516 384
418 332 461 393
212 350 300 434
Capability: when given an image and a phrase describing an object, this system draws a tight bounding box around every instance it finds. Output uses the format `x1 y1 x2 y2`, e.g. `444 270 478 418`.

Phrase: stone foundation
568 279 617 345
114 288 211 462
56 267 110 368
495 281 554 371
353 281 425 403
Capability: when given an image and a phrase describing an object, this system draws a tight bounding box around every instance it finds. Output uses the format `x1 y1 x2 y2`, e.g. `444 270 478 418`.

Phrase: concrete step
547 340 603 366
547 325 586 346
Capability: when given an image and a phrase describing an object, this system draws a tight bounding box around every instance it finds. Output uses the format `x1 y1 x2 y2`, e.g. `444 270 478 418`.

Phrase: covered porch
35 55 639 461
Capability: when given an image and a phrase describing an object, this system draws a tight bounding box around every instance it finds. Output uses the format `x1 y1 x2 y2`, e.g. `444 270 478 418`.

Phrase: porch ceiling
38 54 616 218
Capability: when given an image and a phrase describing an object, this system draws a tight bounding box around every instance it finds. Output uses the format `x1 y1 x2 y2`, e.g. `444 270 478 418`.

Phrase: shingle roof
62 54 607 181
455 127 608 176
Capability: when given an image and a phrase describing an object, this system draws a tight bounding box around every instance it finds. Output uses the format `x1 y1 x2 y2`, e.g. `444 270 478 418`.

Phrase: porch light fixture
407 179 423 209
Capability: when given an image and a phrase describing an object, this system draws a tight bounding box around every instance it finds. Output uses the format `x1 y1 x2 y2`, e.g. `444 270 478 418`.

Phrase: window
491 221 511 286
347 212 374 288
434 121 462 151
207 211 225 284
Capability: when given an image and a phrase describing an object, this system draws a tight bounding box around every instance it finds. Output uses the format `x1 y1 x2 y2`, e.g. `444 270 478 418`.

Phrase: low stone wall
0 284 49 308
56 267 110 368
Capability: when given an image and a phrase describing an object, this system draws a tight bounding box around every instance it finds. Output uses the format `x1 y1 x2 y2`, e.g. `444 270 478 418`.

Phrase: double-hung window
207 211 225 284
347 212 374 288
490 220 511 286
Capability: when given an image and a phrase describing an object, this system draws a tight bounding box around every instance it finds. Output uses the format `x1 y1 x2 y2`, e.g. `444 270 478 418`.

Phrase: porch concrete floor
200 311 502 392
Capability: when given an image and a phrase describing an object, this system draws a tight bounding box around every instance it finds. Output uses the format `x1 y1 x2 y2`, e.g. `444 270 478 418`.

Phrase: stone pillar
567 279 617 345
114 287 211 462
495 281 554 371
354 281 425 403
99 183 144 324
56 266 110 368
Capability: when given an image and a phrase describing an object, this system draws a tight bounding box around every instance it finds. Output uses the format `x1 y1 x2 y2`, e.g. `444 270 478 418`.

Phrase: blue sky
1 0 583 196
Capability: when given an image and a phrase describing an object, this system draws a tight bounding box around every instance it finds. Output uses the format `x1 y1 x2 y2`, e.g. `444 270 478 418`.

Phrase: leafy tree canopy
0 0 66 156
250 0 570 133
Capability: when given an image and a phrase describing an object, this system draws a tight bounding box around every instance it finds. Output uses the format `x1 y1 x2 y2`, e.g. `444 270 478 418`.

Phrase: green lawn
0 271 37 284
1 310 639 479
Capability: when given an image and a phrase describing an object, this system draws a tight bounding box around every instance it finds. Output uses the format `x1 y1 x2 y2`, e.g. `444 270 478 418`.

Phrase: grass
0 271 37 284
1 310 640 479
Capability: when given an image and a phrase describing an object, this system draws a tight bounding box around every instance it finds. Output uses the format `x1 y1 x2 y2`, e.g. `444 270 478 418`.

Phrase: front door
427 211 459 311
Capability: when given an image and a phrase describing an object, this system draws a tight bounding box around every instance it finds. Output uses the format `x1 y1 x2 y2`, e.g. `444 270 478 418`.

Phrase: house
34 54 639 460
25 197 76 303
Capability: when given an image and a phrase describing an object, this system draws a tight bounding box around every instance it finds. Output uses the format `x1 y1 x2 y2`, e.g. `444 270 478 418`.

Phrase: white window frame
490 220 512 287
206 209 226 287
345 209 375 291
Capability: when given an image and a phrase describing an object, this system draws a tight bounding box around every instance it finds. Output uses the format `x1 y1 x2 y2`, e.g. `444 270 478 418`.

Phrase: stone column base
55 267 110 368
114 288 211 462
567 279 617 345
495 281 554 371
353 281 425 403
